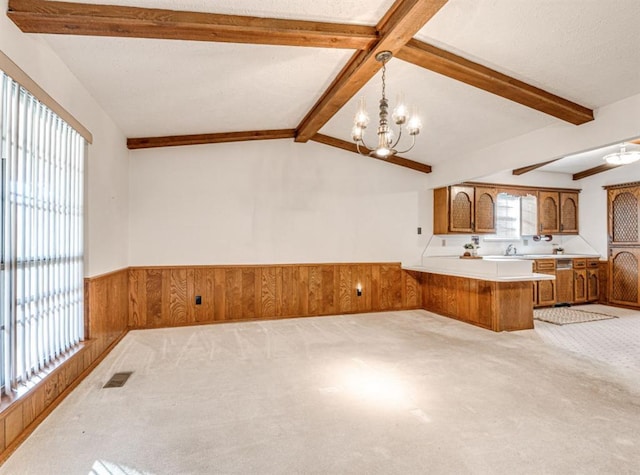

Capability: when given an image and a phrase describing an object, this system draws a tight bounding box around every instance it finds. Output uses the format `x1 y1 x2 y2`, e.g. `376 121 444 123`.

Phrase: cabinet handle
560 223 564 231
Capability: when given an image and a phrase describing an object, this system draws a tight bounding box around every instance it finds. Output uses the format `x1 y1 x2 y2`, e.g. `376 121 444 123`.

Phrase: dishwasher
555 259 573 305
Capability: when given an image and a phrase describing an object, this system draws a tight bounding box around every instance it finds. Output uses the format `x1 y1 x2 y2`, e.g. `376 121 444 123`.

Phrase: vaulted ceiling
7 0 640 176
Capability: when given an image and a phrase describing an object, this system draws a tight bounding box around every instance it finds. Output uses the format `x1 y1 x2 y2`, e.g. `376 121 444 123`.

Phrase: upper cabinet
538 191 559 234
434 185 496 234
474 186 497 233
434 183 580 235
608 186 640 245
449 185 475 233
560 192 579 234
538 190 579 234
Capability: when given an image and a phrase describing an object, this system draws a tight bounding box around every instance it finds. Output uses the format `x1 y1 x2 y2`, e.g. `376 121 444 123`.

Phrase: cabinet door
560 192 579 234
449 186 475 233
537 275 556 307
587 269 599 302
573 269 587 303
474 186 496 233
556 270 574 304
538 191 560 234
609 247 640 307
608 187 640 245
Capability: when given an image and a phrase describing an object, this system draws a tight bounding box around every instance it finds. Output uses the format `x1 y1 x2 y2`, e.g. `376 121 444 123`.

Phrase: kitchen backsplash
422 234 600 259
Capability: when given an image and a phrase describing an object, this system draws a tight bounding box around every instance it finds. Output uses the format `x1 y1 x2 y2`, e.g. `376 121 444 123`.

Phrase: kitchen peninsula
405 256 555 332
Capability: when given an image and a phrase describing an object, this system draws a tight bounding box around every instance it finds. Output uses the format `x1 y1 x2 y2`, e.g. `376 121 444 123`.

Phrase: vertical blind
0 70 85 396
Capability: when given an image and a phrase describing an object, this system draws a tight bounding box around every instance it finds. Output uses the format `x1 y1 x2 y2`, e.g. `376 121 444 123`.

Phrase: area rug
534 307 619 325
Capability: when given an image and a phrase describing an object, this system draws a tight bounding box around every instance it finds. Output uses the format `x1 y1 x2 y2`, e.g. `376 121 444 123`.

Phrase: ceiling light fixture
351 51 421 159
603 145 640 165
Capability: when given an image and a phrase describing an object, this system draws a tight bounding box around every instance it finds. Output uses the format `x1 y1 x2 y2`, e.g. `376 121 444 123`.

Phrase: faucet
505 244 517 256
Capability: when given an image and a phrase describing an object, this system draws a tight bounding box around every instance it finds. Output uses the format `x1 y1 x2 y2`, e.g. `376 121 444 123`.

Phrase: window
487 192 538 240
493 193 521 240
0 70 85 396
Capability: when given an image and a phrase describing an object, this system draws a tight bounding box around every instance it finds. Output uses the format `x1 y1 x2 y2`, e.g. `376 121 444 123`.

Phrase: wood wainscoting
420 272 534 332
129 263 421 328
0 268 130 462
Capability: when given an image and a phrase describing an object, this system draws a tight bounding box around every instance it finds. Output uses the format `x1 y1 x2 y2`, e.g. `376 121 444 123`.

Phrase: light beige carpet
2 310 638 474
534 307 618 325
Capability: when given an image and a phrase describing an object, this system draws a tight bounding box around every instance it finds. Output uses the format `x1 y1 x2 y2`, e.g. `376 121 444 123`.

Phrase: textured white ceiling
44 36 353 136
36 0 640 172
416 0 640 108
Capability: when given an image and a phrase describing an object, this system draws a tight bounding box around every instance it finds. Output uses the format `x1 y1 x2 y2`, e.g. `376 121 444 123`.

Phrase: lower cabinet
534 258 601 307
556 269 573 304
534 259 556 307
574 269 587 303
609 248 640 307
587 269 599 301
536 278 556 307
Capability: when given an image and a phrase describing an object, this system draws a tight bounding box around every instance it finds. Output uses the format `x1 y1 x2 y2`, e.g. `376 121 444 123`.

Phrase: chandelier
351 51 421 159
603 144 640 165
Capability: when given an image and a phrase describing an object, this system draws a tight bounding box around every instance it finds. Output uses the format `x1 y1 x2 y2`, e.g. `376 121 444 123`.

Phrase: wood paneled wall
129 263 421 328
0 268 129 462
420 272 533 332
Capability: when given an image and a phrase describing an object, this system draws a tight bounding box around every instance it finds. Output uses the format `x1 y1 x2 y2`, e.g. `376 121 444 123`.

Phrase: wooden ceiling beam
397 39 594 125
311 133 432 174
573 163 621 181
512 159 561 176
295 0 449 143
7 0 377 50
127 129 296 150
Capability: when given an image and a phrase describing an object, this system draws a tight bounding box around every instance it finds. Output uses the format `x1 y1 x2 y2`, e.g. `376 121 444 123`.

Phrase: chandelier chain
381 61 386 101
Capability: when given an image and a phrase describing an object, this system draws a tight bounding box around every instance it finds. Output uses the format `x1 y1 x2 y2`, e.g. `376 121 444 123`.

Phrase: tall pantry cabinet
607 183 640 307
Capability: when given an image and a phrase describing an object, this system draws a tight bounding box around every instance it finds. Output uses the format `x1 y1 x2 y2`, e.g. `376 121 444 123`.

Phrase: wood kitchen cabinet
534 259 556 307
606 183 640 308
556 269 574 304
433 185 496 234
587 268 600 302
538 191 560 234
534 258 601 307
608 186 640 245
537 190 580 235
608 247 640 307
434 183 579 235
474 186 497 233
572 259 587 303
560 192 579 234
574 269 587 303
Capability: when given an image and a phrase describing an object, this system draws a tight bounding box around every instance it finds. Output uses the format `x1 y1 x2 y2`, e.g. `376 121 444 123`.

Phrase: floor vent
103 372 133 389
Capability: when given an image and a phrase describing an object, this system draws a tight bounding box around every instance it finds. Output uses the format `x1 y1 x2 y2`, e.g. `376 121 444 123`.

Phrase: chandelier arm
391 126 403 149
395 134 417 155
356 140 371 157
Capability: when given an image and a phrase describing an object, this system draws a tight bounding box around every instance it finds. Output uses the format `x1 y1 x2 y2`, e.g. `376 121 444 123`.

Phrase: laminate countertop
404 256 556 283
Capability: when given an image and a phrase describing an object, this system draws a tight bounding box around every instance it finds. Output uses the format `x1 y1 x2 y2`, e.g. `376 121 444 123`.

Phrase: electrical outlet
195 295 202 305
523 239 529 246
442 239 446 246
417 227 422 235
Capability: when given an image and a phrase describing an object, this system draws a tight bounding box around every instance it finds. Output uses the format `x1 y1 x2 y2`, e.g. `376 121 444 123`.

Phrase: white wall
129 140 430 266
0 1 130 277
